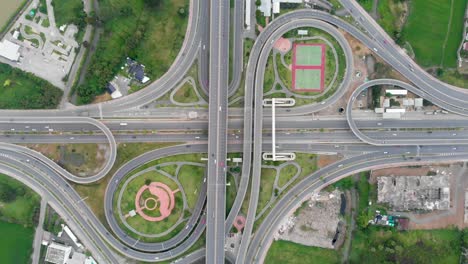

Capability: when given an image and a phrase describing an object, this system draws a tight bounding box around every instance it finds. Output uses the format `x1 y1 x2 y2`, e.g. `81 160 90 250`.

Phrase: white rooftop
0 40 20 61
45 243 72 264
386 89 408 95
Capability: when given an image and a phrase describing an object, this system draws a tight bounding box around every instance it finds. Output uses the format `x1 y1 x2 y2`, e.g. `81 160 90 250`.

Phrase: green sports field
295 45 323 66
402 0 468 67
295 69 321 89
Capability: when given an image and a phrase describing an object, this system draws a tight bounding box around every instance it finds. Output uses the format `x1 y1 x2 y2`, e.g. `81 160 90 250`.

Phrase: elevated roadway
206 0 230 262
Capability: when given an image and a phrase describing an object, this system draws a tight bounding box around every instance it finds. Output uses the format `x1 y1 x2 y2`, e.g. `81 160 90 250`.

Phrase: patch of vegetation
77 0 189 104
357 0 373 12
173 82 199 103
377 0 407 37
257 168 276 214
178 165 204 209
41 17 50 27
277 164 298 188
0 221 35 264
401 0 467 67
226 173 236 216
266 240 340 264
0 174 40 227
0 63 62 109
350 227 462 263
51 0 86 33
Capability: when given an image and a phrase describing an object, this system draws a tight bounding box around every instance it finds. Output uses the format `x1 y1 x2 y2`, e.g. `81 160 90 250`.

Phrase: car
383 151 388 154
338 164 343 168
452 133 457 136
377 123 382 126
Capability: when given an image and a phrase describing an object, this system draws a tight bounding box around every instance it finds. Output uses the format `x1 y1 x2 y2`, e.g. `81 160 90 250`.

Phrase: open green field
0 221 35 264
0 174 40 227
295 69 321 90
350 227 462 263
266 240 340 264
0 63 62 109
51 0 86 31
402 0 468 67
77 0 189 104
178 165 204 210
295 45 323 66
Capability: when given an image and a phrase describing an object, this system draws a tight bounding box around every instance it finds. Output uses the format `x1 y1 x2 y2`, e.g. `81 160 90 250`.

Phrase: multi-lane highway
206 0 230 263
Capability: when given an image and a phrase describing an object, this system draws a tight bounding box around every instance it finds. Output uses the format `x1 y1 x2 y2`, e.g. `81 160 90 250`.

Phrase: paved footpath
31 198 48 264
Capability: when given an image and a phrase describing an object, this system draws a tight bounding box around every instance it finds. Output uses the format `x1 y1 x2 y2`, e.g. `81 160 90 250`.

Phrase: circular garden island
113 154 206 242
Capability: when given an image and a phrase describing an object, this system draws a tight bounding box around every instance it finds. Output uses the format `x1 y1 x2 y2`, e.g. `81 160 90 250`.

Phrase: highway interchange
0 0 467 263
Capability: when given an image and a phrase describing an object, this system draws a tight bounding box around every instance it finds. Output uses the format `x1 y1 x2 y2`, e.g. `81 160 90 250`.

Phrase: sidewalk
31 198 48 264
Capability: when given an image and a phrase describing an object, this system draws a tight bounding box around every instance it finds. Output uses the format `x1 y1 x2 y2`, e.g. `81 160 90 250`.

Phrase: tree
144 0 162 9
255 0 262 6
145 179 151 186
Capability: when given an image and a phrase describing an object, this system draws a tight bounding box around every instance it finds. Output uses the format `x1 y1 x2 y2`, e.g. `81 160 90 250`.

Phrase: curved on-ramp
0 116 116 183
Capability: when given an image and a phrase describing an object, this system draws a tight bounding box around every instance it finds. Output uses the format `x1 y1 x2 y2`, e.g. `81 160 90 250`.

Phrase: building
259 0 302 16
386 89 407 96
258 0 272 16
0 40 21 61
464 42 468 51
107 82 122 99
127 58 150 84
386 108 406 113
403 98 414 106
45 243 72 264
415 98 423 107
383 98 390 108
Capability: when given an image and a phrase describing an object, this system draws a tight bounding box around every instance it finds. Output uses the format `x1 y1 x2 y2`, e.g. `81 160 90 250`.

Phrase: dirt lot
317 155 342 168
25 143 109 176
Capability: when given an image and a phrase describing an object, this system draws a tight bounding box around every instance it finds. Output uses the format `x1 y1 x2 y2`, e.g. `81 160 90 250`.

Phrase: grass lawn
257 168 276 214
277 164 298 188
266 240 340 264
78 0 189 104
51 0 85 27
263 54 275 93
402 0 468 67
226 173 236 216
178 165 205 210
0 174 40 227
0 63 62 109
173 82 199 103
350 227 462 264
0 221 35 264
